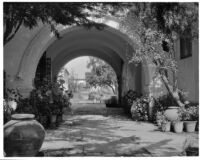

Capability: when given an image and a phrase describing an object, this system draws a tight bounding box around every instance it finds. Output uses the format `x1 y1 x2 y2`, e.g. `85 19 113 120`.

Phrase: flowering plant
123 90 142 113
130 96 149 121
156 111 172 128
181 106 199 121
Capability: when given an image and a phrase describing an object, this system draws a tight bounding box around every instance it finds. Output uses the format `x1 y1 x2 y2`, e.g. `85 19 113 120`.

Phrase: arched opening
30 24 143 107
57 56 119 105
35 53 121 109
16 24 144 99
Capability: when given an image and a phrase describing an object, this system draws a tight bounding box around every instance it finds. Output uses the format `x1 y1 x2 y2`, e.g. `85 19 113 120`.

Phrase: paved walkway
41 104 198 156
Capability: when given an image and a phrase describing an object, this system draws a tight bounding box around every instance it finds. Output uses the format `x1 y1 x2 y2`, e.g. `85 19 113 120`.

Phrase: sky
64 56 91 79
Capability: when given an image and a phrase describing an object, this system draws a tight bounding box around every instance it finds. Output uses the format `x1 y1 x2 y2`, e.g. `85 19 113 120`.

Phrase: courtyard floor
40 103 199 157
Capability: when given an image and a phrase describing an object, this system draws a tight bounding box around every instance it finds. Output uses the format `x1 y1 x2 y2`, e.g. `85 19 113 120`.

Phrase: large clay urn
4 114 45 157
164 106 179 121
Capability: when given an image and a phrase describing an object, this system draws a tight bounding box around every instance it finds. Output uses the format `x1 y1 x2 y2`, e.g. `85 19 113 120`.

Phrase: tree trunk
107 84 116 95
159 73 185 108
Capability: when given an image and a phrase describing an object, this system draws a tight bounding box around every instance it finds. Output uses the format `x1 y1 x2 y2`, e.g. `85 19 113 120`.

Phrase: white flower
8 100 17 111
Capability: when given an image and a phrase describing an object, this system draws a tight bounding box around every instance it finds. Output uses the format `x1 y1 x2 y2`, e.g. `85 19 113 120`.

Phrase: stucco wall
4 23 143 98
5 19 197 103
4 24 44 96
175 39 199 102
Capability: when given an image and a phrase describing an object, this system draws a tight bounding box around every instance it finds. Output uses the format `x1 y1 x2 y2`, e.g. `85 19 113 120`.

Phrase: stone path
41 103 199 156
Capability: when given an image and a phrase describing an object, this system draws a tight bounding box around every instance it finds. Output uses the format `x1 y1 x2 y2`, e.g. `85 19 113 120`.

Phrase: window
180 29 192 59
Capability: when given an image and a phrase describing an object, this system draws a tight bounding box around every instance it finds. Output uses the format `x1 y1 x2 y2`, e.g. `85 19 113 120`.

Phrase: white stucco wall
175 39 199 102
4 20 143 98
4 18 198 102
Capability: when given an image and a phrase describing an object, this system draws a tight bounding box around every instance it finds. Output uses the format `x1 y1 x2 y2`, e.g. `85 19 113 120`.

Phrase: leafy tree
86 57 118 94
120 3 198 107
3 2 128 45
68 70 78 92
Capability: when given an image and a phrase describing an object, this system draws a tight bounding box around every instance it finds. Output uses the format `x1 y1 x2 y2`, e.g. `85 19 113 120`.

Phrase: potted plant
155 111 163 127
50 104 60 127
171 108 184 133
182 106 198 132
3 99 13 124
160 115 171 132
159 94 180 121
56 103 65 125
130 96 149 121
122 90 142 114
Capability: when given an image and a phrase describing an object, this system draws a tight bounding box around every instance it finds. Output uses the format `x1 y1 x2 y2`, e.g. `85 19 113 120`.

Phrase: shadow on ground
41 104 199 157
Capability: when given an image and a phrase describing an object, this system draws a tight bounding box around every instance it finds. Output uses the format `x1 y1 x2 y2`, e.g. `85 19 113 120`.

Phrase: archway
9 18 153 100
55 56 119 106
25 24 143 102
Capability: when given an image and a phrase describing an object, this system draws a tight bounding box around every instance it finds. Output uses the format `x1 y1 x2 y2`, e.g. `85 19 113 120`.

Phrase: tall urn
164 106 179 121
4 114 45 157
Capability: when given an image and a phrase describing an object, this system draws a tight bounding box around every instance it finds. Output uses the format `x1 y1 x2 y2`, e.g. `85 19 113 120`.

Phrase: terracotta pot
184 121 197 132
172 121 183 133
161 122 171 132
4 114 45 157
164 106 179 121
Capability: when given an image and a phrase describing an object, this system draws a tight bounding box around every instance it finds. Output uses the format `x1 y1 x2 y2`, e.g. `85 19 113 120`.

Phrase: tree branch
4 19 23 45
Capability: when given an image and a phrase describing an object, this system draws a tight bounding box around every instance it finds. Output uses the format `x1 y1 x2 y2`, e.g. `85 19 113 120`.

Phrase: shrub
130 96 149 121
13 79 73 128
156 112 170 127
122 90 142 114
182 105 199 121
152 94 172 124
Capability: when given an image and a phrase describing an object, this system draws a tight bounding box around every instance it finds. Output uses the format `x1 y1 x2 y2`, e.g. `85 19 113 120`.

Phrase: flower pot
184 121 197 133
164 106 179 121
172 121 183 133
161 122 171 132
4 114 45 157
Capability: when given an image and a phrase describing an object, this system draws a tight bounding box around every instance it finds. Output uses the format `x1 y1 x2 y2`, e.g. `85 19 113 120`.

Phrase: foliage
5 88 23 102
120 3 198 107
122 90 142 113
3 100 13 124
156 112 170 127
3 88 23 124
68 70 79 92
86 57 118 94
3 2 128 45
152 94 173 124
156 94 177 107
11 78 73 128
130 96 149 121
181 105 199 121
15 98 37 114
